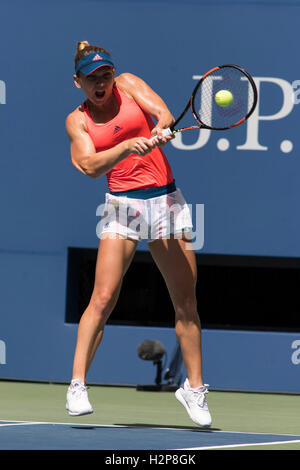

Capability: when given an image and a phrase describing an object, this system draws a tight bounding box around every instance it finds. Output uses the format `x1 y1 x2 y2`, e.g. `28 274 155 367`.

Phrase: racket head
190 64 258 131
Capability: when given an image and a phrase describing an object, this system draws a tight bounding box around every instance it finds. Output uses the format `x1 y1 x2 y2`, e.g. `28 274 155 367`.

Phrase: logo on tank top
113 125 123 135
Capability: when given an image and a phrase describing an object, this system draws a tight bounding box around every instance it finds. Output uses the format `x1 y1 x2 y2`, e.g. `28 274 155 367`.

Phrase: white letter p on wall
0 80 6 105
0 340 6 364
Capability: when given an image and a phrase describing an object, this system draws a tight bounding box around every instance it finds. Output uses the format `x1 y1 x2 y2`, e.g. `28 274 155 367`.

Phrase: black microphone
137 339 166 362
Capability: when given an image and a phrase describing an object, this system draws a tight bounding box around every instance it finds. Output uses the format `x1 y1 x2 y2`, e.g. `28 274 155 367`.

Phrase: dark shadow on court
71 426 104 430
114 423 221 432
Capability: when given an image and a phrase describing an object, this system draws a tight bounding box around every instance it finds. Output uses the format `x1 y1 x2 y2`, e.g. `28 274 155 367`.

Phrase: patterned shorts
97 188 193 243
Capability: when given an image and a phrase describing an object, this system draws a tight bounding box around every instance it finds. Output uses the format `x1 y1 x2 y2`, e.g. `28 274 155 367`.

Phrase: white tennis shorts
97 188 193 242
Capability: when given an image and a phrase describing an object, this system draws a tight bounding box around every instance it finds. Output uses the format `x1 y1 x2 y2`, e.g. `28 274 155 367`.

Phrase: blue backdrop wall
1 0 300 392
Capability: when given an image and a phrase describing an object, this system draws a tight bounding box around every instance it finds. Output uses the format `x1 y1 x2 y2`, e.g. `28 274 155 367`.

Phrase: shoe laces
70 381 88 399
190 384 209 408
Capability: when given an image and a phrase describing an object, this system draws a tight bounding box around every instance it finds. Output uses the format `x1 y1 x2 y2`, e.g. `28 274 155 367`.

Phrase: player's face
75 67 115 105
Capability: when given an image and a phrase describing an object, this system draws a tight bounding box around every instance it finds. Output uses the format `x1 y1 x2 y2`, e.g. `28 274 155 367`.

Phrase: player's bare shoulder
65 105 87 139
115 72 139 87
115 73 144 97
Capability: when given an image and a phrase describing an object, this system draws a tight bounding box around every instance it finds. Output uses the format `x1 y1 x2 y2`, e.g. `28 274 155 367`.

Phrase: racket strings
193 67 256 129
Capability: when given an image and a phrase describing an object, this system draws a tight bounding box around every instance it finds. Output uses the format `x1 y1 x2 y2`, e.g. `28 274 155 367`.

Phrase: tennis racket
152 64 257 139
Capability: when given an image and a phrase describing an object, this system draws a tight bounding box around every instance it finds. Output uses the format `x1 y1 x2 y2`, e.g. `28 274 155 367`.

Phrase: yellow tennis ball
215 89 233 107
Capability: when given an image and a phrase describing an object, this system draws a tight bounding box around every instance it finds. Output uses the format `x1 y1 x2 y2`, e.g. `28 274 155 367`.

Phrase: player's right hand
126 137 156 156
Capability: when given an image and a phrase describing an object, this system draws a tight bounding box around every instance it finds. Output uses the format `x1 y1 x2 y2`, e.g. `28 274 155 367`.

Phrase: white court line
1 420 300 441
0 422 43 427
1 421 300 449
0 420 128 428
0 420 184 432
0 420 195 431
0 420 300 442
176 439 300 450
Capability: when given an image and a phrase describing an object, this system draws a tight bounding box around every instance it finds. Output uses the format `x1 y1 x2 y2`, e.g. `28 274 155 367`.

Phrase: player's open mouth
95 90 105 99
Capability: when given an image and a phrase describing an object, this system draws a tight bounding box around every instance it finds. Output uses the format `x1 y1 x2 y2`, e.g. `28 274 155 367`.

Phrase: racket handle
149 127 173 143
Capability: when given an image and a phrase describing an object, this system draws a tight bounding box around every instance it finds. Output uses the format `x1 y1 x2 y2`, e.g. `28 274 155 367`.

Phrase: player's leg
72 235 138 382
85 323 103 374
66 235 137 416
148 236 211 427
86 235 137 373
148 236 202 386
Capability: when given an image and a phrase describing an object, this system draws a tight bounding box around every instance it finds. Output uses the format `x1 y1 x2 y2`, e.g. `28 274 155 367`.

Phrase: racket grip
149 128 173 143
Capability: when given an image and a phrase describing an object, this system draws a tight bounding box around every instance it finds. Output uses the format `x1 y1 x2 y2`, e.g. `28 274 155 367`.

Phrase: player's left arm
116 73 175 141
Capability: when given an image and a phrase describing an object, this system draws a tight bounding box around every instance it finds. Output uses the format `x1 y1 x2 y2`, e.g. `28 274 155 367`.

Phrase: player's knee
174 296 198 323
89 289 117 320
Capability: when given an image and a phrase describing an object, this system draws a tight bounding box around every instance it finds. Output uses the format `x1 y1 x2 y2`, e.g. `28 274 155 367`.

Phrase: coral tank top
83 86 174 192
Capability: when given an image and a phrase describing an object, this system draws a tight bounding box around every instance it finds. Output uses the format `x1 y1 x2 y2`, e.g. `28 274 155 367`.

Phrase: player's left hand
151 126 174 147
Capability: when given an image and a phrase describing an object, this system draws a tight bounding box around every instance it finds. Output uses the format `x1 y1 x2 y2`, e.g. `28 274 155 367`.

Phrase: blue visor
75 52 115 75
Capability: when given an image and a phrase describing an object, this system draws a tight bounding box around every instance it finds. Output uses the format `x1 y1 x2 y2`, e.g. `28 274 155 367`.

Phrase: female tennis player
65 41 212 427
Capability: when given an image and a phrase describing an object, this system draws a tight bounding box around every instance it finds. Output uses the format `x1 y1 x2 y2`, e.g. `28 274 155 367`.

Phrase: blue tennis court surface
1 421 300 450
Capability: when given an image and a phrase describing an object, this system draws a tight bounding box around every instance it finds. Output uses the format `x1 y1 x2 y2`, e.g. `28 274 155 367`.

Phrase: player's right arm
65 110 155 179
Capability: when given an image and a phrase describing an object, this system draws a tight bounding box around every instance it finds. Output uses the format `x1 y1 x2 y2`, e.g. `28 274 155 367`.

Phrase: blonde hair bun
77 41 90 52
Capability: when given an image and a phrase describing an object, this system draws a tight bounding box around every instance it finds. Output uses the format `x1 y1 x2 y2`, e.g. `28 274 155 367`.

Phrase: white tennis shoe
66 379 94 416
175 379 212 427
